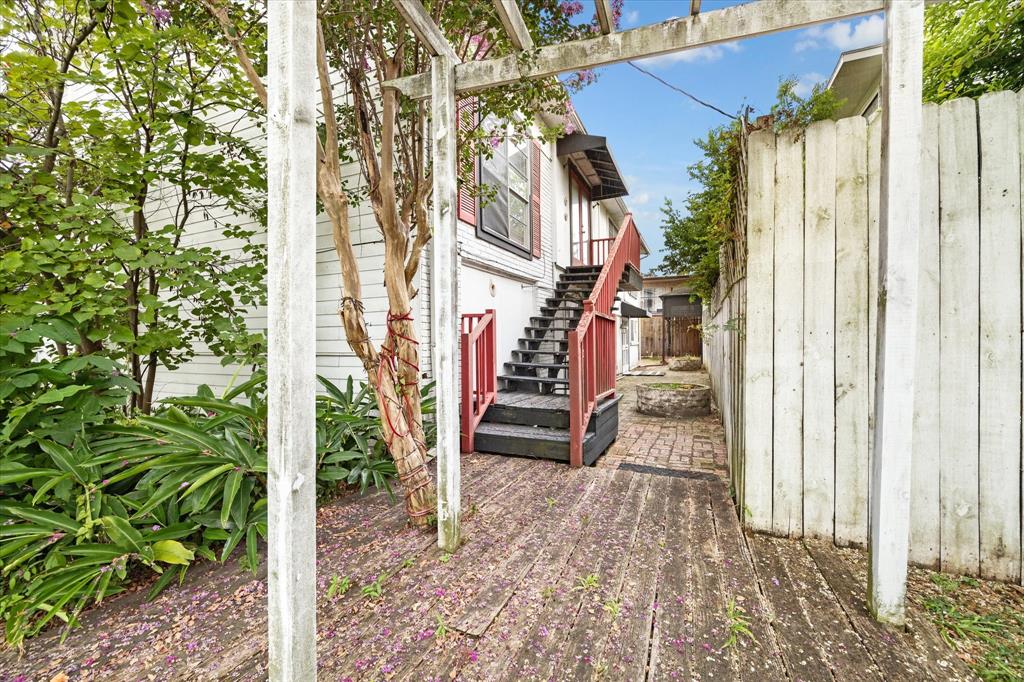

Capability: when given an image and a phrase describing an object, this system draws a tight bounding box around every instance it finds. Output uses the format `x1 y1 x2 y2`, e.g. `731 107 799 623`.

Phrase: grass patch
915 571 1024 681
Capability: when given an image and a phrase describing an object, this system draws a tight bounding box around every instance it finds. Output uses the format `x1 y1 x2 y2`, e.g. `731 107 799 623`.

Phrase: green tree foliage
1 0 267 415
923 0 1024 103
659 79 842 299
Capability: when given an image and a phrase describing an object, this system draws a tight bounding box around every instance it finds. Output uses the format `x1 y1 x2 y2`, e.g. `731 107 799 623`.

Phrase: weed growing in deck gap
723 598 755 648
326 575 351 599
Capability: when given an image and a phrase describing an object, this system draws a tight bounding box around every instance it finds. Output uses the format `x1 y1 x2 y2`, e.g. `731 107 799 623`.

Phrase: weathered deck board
1 455 976 682
593 474 671 680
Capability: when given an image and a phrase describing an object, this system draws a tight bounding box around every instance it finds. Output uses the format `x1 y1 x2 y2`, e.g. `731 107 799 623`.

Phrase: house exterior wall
153 116 635 401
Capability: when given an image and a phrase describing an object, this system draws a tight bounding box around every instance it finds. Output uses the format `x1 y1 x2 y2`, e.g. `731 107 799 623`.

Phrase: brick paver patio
597 361 728 475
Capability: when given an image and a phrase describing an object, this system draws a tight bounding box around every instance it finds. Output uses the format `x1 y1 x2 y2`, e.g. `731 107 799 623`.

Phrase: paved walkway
1 455 973 681
598 363 727 475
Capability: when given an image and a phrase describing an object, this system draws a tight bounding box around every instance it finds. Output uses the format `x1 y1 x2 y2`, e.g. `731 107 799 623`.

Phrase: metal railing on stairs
568 214 642 466
460 309 496 453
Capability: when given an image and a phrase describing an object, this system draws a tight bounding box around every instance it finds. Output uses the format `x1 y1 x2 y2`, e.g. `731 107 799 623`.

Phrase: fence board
802 121 837 539
833 116 870 547
910 103 941 567
772 132 804 537
977 91 1022 582
743 130 777 532
716 94 1024 584
938 97 981 576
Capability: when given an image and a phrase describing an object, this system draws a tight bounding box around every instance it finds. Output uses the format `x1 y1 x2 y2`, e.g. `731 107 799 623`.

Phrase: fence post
868 0 924 626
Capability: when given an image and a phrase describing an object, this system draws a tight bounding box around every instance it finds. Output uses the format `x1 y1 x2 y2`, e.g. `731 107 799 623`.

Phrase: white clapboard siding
719 92 1024 584
938 97 981 577
772 131 804 538
743 130 777 532
833 115 870 548
977 91 1022 582
910 103 941 567
802 120 837 539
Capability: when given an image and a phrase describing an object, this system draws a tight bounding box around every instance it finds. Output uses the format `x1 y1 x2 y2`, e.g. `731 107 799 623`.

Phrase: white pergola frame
267 0 925 676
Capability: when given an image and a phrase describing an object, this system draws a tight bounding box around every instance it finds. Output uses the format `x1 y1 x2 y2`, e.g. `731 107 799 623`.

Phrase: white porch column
430 55 461 552
267 0 317 677
868 0 924 626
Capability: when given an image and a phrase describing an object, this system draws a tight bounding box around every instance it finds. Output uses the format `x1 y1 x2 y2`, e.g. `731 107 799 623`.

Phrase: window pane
509 217 528 248
509 140 527 177
482 152 509 238
509 169 528 198
509 194 528 226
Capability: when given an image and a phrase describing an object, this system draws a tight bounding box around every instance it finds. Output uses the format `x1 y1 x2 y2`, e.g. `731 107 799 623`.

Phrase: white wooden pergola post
430 54 461 552
868 0 924 626
266 0 318 677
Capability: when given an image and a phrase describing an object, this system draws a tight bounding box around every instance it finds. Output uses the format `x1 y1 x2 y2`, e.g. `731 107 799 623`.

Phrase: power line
626 61 737 121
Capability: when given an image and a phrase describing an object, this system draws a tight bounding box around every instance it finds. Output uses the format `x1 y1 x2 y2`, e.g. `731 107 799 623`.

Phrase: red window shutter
531 140 542 258
457 98 478 226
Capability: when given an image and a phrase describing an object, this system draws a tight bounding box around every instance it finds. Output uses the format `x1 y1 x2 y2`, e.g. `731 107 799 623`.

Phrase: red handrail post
460 309 497 453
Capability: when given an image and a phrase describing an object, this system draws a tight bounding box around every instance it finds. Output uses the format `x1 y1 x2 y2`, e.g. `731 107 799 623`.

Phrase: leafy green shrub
0 370 405 647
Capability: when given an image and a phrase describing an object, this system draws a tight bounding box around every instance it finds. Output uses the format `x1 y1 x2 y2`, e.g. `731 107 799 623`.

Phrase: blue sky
568 1 885 272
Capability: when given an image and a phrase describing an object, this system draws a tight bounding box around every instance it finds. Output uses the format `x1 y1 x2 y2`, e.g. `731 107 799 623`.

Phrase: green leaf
7 507 81 534
101 516 145 554
220 470 242 528
152 540 194 565
38 440 89 483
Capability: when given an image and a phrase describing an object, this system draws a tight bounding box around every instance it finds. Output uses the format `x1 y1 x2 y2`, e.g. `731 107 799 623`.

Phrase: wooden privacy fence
706 90 1024 584
640 316 703 358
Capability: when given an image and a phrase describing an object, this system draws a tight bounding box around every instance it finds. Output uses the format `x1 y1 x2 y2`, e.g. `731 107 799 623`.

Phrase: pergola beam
385 0 886 99
868 0 924 626
690 0 701 16
595 0 614 34
492 0 534 51
393 0 460 62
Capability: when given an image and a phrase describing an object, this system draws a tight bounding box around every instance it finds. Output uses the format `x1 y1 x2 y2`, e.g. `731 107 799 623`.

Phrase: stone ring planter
669 356 702 372
636 382 711 418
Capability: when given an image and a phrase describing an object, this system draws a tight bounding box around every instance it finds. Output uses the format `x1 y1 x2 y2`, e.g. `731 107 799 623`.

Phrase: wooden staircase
461 214 644 466
472 265 631 464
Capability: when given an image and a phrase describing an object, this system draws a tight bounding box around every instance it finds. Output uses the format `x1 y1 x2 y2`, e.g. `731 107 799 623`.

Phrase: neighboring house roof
827 44 883 119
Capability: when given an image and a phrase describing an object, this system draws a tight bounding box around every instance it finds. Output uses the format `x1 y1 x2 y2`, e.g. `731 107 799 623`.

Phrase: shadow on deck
1 455 972 681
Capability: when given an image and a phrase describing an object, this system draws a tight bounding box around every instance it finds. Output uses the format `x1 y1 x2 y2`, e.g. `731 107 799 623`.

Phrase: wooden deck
1 455 973 681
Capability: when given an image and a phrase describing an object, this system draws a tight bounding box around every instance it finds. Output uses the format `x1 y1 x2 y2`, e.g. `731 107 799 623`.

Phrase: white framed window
479 127 532 255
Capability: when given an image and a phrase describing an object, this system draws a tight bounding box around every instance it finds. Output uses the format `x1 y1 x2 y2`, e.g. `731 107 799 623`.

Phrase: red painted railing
588 237 614 266
460 309 497 453
568 215 642 466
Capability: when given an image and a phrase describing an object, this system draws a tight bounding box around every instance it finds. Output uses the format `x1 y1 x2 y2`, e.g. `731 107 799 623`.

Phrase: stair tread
506 361 568 370
519 338 570 345
475 422 576 443
500 374 569 385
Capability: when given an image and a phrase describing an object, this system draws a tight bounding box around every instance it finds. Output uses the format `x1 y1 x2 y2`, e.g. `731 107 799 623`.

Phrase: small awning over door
556 133 629 200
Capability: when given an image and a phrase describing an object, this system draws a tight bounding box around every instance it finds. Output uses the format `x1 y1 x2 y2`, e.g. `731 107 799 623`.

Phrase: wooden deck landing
1 455 973 681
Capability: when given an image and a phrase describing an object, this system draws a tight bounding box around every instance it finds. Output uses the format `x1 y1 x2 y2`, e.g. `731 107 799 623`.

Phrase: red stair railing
588 237 614 266
460 309 497 453
568 215 642 466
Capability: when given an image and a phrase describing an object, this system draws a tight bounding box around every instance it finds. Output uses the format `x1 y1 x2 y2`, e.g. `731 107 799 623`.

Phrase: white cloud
637 41 741 67
623 9 640 26
793 72 826 98
633 191 651 205
794 15 884 53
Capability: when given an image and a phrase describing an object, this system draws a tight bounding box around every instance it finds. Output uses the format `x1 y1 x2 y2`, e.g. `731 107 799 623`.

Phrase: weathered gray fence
706 90 1024 584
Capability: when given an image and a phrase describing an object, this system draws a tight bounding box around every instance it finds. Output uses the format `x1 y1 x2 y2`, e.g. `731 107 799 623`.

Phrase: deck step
499 374 569 386
505 361 569 371
518 337 570 347
511 348 569 360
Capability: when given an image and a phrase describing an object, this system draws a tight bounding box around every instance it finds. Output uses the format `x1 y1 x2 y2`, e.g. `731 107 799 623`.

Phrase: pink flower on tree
140 0 172 27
